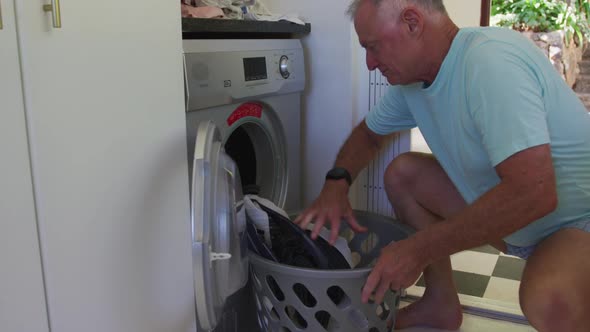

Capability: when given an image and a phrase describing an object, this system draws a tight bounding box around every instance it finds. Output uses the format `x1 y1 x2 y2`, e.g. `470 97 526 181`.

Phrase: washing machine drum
191 121 349 331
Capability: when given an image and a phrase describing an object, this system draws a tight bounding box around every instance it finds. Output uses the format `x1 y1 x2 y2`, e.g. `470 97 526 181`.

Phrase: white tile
483 277 521 304
450 251 499 276
405 284 425 297
500 252 523 259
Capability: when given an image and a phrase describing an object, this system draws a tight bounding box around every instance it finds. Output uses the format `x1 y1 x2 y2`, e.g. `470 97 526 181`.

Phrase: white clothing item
192 0 272 20
242 195 274 246
315 227 354 268
243 11 306 25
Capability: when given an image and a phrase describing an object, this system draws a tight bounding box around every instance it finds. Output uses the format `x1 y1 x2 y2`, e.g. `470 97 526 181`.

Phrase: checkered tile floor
406 245 526 305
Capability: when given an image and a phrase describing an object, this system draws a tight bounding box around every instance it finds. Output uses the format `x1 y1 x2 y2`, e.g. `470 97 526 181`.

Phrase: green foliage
491 0 590 46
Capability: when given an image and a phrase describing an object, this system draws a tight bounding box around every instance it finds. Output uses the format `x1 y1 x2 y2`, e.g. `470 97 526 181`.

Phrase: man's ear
400 7 423 35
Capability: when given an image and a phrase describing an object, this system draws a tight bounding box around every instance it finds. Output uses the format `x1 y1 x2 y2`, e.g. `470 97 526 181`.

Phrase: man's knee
384 152 424 190
520 236 590 332
520 274 589 331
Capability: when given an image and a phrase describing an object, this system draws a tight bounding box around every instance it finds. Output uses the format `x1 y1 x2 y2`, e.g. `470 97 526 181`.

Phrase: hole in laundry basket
361 233 379 254
348 308 369 329
279 327 292 332
376 302 391 320
315 310 341 331
326 286 351 308
350 252 361 268
266 275 285 301
285 305 308 329
293 283 317 308
340 228 355 242
263 296 280 321
253 272 263 291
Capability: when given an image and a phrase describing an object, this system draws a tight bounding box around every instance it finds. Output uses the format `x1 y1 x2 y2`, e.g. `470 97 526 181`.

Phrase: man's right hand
293 180 368 245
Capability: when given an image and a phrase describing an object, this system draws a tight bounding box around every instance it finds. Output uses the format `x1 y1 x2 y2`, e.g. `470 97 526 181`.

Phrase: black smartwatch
325 167 352 186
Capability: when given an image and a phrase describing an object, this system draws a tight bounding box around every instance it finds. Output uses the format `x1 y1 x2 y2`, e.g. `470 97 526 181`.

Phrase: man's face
354 0 421 85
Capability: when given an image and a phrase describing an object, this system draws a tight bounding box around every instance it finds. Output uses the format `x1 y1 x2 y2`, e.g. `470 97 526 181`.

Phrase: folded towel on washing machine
242 11 306 26
181 4 225 18
180 0 304 24
181 0 270 20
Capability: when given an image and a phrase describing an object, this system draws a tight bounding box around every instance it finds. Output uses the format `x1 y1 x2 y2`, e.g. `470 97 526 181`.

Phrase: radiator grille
352 71 409 217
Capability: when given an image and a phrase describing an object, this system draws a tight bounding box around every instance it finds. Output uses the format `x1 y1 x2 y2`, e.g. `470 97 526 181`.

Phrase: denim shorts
505 219 590 260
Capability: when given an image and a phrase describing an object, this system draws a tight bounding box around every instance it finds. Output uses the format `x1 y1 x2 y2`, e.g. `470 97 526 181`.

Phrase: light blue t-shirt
366 27 590 247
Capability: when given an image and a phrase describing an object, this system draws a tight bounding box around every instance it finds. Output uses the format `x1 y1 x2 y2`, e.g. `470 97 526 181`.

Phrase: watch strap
325 167 352 186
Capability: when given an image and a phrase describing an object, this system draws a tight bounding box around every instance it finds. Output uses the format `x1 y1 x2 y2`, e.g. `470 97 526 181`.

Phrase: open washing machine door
191 121 249 331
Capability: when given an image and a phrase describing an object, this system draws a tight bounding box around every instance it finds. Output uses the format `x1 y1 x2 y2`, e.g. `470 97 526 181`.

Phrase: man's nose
366 52 378 71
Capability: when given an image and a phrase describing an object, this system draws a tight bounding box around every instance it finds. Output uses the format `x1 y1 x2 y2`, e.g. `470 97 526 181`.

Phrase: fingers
293 209 317 231
329 221 340 245
294 205 359 244
310 213 329 240
328 213 342 245
361 266 381 303
374 278 391 304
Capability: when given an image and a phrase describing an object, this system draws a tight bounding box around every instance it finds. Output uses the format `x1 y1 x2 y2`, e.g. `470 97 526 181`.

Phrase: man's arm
418 143 557 263
333 120 391 184
294 120 392 243
361 144 558 302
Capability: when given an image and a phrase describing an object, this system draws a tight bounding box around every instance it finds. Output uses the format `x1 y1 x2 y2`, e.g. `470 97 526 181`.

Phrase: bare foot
395 290 463 330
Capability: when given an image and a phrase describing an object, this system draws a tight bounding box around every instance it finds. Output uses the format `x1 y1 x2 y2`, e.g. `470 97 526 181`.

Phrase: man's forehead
354 3 376 34
358 34 377 48
355 4 382 48
355 0 377 17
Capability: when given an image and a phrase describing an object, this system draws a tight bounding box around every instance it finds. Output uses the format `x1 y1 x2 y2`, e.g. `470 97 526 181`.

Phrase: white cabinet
5 1 196 331
0 1 50 331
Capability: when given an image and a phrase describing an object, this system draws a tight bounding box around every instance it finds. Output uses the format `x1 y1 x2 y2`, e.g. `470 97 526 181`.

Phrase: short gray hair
346 0 447 19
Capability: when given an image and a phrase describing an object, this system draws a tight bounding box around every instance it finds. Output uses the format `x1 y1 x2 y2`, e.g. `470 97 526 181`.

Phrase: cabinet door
0 0 50 331
14 1 195 331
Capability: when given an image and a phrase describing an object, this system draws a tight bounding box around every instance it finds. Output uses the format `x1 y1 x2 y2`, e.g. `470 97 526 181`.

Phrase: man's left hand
361 238 430 304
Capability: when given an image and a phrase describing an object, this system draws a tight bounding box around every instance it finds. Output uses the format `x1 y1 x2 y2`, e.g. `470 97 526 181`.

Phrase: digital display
243 57 267 81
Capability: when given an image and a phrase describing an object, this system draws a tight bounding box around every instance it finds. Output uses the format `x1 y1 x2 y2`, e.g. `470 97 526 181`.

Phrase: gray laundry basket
249 210 414 332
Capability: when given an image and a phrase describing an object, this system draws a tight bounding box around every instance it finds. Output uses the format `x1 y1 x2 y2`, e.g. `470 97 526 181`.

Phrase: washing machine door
191 121 249 331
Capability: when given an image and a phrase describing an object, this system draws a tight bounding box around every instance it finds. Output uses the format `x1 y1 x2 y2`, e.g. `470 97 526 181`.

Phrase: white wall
264 0 357 205
264 0 482 204
445 0 482 27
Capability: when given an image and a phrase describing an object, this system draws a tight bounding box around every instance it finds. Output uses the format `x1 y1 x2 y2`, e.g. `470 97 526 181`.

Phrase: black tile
492 256 526 281
470 245 501 255
416 270 491 298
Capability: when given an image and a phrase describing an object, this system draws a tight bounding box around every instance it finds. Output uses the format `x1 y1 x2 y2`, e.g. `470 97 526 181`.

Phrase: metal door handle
43 0 61 28
0 0 4 30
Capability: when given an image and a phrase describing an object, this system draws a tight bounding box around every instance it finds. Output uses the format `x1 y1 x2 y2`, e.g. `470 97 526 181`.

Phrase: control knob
279 55 290 79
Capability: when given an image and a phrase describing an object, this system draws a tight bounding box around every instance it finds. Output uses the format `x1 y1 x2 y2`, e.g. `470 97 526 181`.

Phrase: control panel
183 40 306 111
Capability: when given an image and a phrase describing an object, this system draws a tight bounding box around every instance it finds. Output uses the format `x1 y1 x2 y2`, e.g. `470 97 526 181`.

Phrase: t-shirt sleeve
365 85 417 135
466 42 550 166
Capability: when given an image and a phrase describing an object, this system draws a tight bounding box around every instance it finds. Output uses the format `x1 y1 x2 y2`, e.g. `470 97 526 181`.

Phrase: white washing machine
184 39 304 214
183 39 305 331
